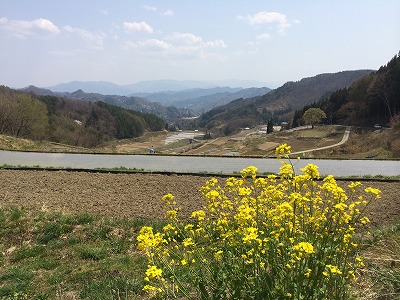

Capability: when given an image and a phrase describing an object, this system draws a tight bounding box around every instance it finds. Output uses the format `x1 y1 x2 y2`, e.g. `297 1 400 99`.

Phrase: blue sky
1 0 399 89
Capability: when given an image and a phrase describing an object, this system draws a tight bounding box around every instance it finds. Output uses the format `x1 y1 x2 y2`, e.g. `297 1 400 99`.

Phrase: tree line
0 86 165 147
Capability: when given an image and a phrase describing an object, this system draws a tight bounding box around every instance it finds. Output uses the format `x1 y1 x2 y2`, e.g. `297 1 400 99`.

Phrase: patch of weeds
87 222 112 240
33 258 60 271
101 255 147 274
47 272 66 285
0 292 29 300
0 206 165 298
109 237 129 254
60 213 95 226
0 267 34 297
9 208 23 222
77 245 108 261
65 236 81 246
79 275 143 300
11 244 46 262
0 210 6 226
36 222 73 244
0 208 29 244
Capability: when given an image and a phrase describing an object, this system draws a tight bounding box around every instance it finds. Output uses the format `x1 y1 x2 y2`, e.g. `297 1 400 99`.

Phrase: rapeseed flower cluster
137 144 380 299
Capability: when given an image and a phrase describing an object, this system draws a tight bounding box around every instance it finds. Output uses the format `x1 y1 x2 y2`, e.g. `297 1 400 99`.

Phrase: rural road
290 127 351 155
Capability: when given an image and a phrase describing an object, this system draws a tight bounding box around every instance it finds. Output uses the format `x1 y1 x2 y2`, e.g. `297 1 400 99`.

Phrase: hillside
0 86 165 148
21 86 195 123
294 52 400 128
24 85 271 121
197 70 372 134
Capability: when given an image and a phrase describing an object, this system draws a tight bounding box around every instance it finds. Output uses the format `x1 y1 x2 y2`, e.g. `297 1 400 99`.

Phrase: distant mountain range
21 70 373 126
131 86 272 113
22 84 271 120
47 79 268 95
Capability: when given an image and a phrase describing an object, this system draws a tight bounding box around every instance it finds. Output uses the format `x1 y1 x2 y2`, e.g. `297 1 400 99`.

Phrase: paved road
290 127 351 155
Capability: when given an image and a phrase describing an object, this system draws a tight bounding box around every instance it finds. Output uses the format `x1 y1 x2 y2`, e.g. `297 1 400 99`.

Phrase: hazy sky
1 0 399 89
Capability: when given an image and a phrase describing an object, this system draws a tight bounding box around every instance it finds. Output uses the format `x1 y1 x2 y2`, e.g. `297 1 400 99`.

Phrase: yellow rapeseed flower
365 187 381 198
348 181 362 191
145 265 163 280
300 164 320 179
242 227 259 244
334 203 347 211
279 162 294 178
137 226 164 251
304 268 312 278
162 193 175 204
214 250 223 261
182 237 195 247
190 209 206 221
137 147 381 299
325 264 342 275
275 143 291 156
241 165 258 179
293 242 314 254
165 209 177 220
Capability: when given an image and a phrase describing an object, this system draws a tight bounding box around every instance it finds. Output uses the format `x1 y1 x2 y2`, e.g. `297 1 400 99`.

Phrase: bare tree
369 74 393 119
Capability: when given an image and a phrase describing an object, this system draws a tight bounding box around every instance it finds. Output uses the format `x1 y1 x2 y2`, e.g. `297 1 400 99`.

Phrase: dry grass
352 222 400 299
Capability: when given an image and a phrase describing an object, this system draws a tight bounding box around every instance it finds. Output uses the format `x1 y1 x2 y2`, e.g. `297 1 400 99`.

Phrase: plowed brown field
1 169 399 228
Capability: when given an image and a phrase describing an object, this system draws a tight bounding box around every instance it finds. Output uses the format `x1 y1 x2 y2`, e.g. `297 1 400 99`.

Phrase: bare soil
1 169 399 228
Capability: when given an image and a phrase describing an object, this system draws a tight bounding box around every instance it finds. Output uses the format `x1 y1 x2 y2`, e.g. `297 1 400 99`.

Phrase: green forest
0 87 165 148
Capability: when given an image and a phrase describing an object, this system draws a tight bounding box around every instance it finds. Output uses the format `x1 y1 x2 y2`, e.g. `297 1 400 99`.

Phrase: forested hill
21 86 195 123
198 70 372 135
293 52 400 127
0 86 165 148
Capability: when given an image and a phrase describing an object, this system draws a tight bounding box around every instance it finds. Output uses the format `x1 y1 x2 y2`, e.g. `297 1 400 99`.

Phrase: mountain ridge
197 69 374 134
47 79 268 95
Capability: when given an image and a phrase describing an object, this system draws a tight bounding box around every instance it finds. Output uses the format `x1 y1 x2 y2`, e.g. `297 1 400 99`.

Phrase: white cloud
239 11 291 34
141 5 173 16
256 33 271 41
63 25 106 50
168 32 226 48
142 5 157 12
124 39 171 51
0 17 60 38
163 9 174 16
170 32 202 44
123 21 154 33
206 39 227 48
101 10 109 15
124 32 226 59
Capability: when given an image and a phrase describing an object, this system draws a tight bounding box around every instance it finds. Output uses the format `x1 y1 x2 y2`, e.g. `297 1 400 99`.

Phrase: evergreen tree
267 119 274 134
